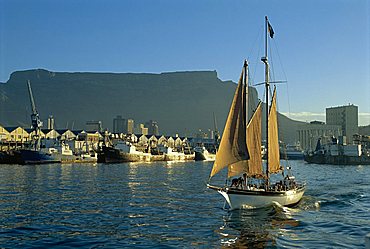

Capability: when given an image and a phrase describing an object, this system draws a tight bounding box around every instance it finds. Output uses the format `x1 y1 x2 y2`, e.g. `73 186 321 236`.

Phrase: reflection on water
218 204 300 248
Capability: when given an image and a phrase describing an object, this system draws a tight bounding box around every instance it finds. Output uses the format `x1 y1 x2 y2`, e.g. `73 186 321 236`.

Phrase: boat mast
261 16 270 182
243 60 248 132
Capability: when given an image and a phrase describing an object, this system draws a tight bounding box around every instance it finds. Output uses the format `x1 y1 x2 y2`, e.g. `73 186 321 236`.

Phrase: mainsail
268 87 281 173
210 66 249 178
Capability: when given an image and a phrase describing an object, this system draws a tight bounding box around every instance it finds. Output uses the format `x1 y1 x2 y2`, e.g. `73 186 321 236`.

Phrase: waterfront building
156 135 167 146
166 136 175 148
0 124 9 143
74 131 102 152
174 136 183 148
148 135 158 146
41 129 60 139
136 134 149 146
3 127 30 143
55 129 76 140
25 128 45 140
326 104 358 144
297 121 342 151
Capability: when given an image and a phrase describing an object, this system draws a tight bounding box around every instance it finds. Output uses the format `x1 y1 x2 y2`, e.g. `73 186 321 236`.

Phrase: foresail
210 69 249 178
246 102 263 177
228 101 263 178
268 88 281 173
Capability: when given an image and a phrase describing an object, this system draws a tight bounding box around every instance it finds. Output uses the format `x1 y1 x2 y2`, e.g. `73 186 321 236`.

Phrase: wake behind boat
207 16 305 210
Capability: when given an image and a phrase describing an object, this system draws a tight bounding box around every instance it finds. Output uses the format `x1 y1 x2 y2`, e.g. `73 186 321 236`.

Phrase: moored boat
102 141 165 163
0 150 23 164
281 144 304 160
304 138 370 165
160 146 195 161
18 148 60 164
194 146 216 161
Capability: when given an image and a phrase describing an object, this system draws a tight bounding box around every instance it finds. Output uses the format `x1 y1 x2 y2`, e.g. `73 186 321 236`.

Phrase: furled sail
210 68 249 178
268 87 281 173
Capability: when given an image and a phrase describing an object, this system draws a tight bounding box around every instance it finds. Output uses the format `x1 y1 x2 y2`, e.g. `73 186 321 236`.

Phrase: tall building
145 120 159 135
297 121 342 151
127 119 134 134
47 115 54 130
135 123 148 135
113 115 125 133
326 104 358 144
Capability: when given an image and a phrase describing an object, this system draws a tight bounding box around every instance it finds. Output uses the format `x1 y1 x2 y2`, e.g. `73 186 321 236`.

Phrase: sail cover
210 69 249 178
268 88 281 173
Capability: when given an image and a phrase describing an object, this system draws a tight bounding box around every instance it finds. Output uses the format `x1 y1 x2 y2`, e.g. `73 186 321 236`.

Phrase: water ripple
0 161 369 248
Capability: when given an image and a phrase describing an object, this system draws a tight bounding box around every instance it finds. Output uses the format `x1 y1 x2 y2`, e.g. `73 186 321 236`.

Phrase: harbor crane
27 80 43 149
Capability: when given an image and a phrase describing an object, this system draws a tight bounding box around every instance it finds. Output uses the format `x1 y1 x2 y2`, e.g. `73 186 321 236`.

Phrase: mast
261 16 270 181
243 60 248 131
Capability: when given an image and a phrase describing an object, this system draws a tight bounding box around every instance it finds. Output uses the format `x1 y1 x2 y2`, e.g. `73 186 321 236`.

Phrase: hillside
0 69 303 143
359 125 370 136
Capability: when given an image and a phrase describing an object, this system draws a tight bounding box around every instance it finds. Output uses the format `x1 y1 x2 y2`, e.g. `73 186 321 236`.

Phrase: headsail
210 65 249 178
268 87 281 173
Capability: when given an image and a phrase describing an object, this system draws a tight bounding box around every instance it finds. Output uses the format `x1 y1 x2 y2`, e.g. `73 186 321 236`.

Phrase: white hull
208 185 305 210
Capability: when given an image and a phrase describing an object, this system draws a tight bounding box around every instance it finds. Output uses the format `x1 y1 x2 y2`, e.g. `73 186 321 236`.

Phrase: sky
0 0 369 125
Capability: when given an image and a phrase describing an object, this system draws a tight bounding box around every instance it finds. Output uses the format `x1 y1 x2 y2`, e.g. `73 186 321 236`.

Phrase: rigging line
246 24 264 63
269 41 276 83
271 38 291 119
248 27 264 87
247 67 258 114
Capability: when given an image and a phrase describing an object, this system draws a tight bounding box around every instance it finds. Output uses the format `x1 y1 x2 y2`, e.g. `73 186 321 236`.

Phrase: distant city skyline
0 0 369 126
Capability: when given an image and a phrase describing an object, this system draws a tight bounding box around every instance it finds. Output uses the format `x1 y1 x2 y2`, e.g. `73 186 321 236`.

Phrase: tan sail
246 102 263 177
210 69 249 178
228 102 263 178
268 88 281 173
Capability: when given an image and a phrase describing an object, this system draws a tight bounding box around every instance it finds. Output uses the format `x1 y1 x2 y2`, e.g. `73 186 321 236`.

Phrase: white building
326 104 358 144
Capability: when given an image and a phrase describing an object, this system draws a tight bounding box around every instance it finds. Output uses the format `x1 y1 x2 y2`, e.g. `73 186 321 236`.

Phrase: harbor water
0 161 369 248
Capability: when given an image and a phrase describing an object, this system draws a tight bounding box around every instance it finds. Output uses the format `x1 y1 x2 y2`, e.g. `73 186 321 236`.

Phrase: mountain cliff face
0 69 303 143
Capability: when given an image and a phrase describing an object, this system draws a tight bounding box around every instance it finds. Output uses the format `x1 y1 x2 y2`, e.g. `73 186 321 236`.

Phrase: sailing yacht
207 16 305 209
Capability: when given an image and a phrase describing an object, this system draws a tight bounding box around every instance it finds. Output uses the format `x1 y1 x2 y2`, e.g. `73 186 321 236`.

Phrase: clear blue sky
1 0 369 125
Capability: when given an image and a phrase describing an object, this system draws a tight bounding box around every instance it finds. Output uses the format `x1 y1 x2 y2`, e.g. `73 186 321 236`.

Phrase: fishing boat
207 16 305 209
